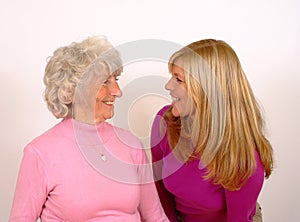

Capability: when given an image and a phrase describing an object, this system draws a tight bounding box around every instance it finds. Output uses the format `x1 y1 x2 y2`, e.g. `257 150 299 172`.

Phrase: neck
73 109 104 125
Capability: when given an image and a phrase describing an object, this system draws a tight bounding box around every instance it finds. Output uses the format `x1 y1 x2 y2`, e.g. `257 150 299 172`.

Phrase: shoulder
152 105 171 131
151 106 171 156
25 119 72 154
151 105 170 133
156 105 171 116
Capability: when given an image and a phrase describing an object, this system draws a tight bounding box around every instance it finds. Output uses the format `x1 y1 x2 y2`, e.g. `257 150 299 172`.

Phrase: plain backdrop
1 0 299 221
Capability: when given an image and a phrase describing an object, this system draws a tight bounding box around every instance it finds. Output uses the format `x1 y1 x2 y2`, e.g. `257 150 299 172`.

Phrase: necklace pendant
100 154 106 161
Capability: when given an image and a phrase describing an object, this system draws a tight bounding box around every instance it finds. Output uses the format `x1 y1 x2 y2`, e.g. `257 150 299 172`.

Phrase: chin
171 107 180 117
105 112 114 120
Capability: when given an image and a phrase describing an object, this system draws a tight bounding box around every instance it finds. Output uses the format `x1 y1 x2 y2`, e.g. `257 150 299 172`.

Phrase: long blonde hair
164 39 273 190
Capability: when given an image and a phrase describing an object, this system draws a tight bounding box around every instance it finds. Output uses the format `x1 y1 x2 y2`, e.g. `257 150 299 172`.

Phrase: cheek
175 95 191 116
94 101 102 113
176 83 188 97
96 87 107 99
178 89 189 106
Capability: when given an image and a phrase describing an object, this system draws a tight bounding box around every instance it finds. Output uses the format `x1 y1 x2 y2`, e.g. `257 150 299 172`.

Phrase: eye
172 75 184 83
103 75 119 85
171 73 185 84
176 77 183 83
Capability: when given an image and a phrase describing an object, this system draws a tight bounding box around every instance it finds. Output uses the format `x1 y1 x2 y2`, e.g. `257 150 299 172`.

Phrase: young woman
151 39 273 222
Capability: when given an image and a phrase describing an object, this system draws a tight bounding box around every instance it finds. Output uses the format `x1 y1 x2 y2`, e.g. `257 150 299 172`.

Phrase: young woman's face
165 59 192 117
94 75 122 123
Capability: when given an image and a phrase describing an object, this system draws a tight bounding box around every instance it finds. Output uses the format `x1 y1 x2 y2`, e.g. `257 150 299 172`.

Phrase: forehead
172 56 184 68
171 59 185 78
173 57 183 67
101 69 121 81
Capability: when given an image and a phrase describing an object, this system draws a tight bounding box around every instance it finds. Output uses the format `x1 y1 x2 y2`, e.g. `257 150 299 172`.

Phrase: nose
165 78 173 91
110 81 122 97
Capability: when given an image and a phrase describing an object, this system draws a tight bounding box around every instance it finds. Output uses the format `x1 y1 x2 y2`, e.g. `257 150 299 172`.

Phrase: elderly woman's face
94 75 122 123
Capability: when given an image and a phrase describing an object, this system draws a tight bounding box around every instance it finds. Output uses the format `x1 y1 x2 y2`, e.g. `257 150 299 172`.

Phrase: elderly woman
10 36 169 222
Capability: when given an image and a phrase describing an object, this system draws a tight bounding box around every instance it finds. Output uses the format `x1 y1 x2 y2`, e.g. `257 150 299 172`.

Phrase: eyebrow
173 72 185 79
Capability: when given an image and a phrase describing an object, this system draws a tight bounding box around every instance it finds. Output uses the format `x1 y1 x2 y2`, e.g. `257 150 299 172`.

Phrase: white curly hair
43 36 122 118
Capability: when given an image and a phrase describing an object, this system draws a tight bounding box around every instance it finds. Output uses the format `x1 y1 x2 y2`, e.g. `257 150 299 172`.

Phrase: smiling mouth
103 101 114 105
171 96 180 102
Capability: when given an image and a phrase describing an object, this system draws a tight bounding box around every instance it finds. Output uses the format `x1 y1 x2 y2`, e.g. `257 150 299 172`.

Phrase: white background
1 0 299 221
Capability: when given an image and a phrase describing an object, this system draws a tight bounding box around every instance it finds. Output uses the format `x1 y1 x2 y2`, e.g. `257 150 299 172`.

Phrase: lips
103 101 114 105
171 96 180 102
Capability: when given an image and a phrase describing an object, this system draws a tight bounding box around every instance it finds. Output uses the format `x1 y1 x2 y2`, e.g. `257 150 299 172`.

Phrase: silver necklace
73 120 107 162
100 153 106 161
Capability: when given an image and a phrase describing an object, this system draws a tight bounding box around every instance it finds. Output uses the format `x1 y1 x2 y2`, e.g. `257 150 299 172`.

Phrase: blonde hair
164 39 273 190
43 36 122 118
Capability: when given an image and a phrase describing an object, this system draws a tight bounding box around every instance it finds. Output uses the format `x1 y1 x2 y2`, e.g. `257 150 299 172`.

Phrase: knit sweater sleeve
135 140 169 222
9 144 49 222
225 152 265 222
150 106 178 222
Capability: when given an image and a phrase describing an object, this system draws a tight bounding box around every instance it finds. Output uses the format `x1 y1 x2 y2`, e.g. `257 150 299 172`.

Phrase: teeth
104 101 114 105
171 96 180 102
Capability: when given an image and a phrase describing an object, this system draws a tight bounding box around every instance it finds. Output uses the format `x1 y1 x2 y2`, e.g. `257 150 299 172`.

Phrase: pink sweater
10 118 169 222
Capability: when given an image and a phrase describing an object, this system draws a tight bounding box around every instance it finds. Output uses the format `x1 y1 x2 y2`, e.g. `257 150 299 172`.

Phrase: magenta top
10 118 169 222
151 105 264 222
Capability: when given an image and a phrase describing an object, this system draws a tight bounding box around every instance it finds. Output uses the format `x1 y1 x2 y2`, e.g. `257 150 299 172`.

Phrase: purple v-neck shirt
151 105 264 222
